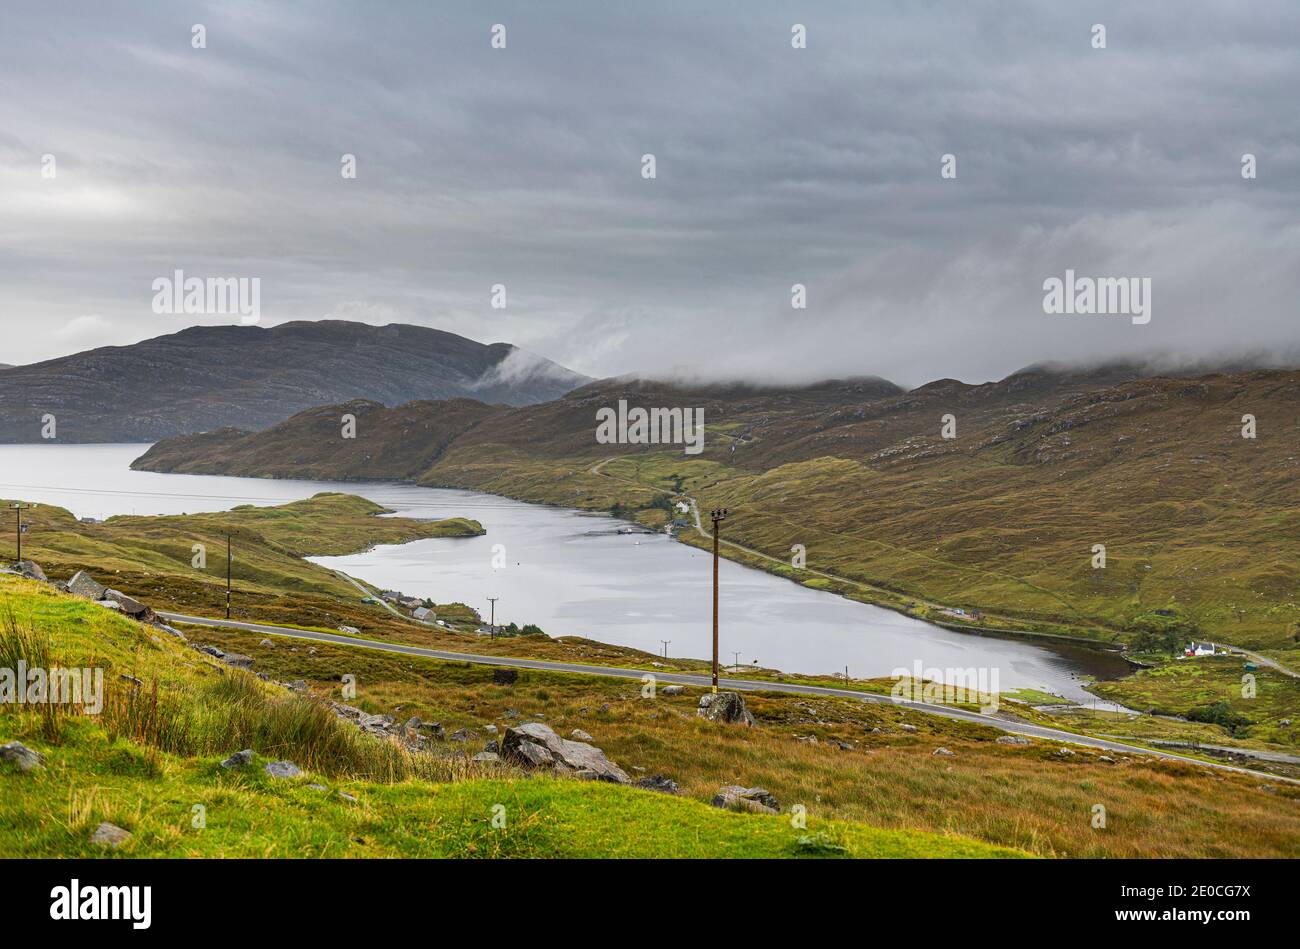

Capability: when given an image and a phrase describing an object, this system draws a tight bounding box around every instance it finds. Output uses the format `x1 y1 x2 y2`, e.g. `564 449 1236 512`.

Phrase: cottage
1185 642 1217 657
398 596 423 610
412 606 433 621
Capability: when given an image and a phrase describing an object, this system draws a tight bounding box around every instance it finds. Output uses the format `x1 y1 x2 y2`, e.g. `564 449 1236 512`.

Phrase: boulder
221 749 253 769
899 723 918 733
103 589 154 621
66 569 106 600
570 728 594 742
472 751 501 763
90 821 132 849
635 774 681 795
220 652 254 670
0 741 44 771
661 685 685 696
264 760 303 779
502 722 630 784
932 747 956 757
493 668 519 685
712 785 779 815
697 691 755 726
995 735 1031 746
284 680 308 693
449 727 472 742
14 560 47 582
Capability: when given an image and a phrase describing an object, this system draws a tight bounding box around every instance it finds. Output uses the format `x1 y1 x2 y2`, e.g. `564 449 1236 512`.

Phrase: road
158 610 1299 784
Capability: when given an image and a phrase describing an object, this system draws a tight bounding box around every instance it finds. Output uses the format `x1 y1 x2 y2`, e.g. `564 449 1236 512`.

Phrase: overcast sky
1 1 1298 387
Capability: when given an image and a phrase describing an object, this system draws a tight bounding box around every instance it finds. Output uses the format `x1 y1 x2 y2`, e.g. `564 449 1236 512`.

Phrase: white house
412 606 433 621
1185 642 1216 657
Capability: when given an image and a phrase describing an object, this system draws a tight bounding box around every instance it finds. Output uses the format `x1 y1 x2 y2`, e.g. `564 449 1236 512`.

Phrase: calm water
0 444 1131 703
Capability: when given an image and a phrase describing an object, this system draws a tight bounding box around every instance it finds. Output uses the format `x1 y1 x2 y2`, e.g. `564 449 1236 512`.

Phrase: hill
0 321 587 443
133 365 1300 664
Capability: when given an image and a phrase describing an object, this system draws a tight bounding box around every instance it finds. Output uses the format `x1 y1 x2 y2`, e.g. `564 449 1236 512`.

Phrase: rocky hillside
0 321 587 443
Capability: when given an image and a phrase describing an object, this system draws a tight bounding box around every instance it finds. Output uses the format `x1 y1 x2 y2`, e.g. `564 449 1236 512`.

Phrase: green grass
0 576 1026 859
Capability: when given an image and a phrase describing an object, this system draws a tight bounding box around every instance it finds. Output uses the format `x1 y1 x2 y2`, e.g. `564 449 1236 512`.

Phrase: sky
1 1 1298 388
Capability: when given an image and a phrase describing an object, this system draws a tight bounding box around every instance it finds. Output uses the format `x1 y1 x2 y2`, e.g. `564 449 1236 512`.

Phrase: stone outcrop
712 785 779 815
502 722 630 784
697 691 755 726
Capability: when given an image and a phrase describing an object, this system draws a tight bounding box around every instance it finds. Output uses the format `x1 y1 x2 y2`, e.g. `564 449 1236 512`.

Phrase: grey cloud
1 1 1297 388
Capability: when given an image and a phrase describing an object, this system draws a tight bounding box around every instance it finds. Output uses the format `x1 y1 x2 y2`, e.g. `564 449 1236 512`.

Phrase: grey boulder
502 722 630 784
0 741 45 771
697 691 755 726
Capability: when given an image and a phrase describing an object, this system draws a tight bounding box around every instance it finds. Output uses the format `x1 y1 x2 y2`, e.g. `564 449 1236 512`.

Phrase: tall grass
102 669 467 783
0 607 62 741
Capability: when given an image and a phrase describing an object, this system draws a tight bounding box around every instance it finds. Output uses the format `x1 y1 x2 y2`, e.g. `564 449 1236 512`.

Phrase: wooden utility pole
225 534 232 619
12 502 34 562
660 640 671 658
487 597 499 639
709 507 730 693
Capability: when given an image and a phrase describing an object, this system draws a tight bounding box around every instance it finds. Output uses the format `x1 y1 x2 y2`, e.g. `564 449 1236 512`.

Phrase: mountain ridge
0 320 588 443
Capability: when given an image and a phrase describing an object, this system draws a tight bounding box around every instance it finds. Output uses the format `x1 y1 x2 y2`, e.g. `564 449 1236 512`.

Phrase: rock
712 785 779 815
1098 755 1116 763
598 704 610 714
493 668 519 685
697 691 755 726
472 751 501 763
661 685 685 696
285 680 308 693
570 728 594 742
635 774 681 795
1054 747 1076 757
995 735 1031 745
419 720 446 741
66 569 106 600
485 724 498 735
502 722 630 783
197 645 226 659
449 727 472 743
221 749 253 769
264 760 303 779
932 747 956 757
307 783 328 791
119 674 143 687
103 589 154 620
483 739 500 753
14 560 47 582
1281 719 1292 727
899 723 918 733
259 638 274 647
95 599 122 610
0 741 44 771
90 822 131 849
1260 784 1279 794
338 791 357 802
220 652 254 670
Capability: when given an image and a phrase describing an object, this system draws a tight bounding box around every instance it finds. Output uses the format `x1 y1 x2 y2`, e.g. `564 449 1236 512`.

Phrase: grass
183 608 1300 858
0 575 1028 859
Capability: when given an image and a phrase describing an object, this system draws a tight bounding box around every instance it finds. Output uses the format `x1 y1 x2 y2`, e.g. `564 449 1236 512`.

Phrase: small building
412 606 433 621
1185 642 1216 657
398 597 423 610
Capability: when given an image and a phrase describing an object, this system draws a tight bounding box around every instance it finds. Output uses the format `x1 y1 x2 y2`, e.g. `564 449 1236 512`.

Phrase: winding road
158 610 1299 784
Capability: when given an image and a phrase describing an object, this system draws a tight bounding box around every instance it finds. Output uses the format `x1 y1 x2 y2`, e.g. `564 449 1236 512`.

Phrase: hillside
6 575 1299 857
0 321 587 443
0 577 1030 859
134 365 1300 663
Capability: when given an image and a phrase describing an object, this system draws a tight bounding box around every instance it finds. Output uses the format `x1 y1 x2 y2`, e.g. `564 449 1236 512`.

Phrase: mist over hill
0 320 588 443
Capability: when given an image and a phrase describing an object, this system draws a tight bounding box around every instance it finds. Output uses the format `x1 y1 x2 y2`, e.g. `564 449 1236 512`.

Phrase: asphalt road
158 610 1298 783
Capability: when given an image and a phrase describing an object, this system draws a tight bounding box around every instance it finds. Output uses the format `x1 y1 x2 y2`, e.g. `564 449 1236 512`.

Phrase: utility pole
225 534 232 619
660 640 671 658
487 597 499 639
13 502 34 562
709 507 730 693
732 651 741 671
